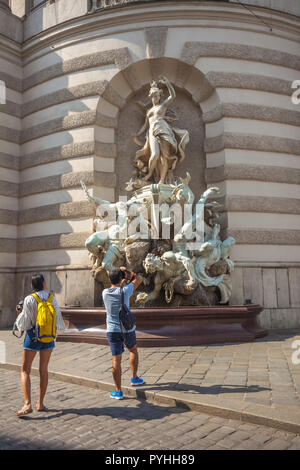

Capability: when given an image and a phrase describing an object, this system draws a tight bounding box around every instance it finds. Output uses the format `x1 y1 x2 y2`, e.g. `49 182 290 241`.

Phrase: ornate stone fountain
58 76 266 346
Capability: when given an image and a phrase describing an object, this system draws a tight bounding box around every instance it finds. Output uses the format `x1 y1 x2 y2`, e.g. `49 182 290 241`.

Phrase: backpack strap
120 287 124 307
31 293 42 304
32 293 53 304
119 287 125 336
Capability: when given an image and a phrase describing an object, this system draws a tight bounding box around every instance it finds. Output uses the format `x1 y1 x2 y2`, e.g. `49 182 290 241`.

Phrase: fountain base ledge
57 304 267 347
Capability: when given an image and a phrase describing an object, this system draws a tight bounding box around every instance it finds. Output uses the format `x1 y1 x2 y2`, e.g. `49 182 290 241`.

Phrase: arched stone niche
94 56 224 217
116 84 206 200
92 57 225 305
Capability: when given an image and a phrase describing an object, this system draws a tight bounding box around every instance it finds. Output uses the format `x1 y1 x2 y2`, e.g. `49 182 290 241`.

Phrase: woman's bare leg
37 349 52 411
17 349 36 414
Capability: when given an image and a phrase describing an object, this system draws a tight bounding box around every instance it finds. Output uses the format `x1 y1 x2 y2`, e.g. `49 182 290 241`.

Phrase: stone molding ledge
228 229 300 245
0 180 18 197
17 232 90 253
0 208 18 225
226 195 300 215
21 141 95 170
203 103 300 127
0 232 89 253
1 263 300 275
205 134 300 155
206 72 294 97
22 1 300 53
18 200 95 225
23 48 133 91
19 170 116 197
21 110 96 143
19 75 296 123
0 153 19 171
206 164 300 185
181 42 300 71
0 228 299 254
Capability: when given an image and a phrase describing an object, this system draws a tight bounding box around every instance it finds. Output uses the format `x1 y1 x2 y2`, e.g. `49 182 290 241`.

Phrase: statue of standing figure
132 75 189 185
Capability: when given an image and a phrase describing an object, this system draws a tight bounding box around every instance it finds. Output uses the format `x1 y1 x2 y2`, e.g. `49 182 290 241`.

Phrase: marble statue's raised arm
159 75 176 107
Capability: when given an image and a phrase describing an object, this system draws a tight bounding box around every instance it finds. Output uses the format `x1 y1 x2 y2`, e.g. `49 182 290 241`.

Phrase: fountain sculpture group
83 76 235 307
58 76 266 346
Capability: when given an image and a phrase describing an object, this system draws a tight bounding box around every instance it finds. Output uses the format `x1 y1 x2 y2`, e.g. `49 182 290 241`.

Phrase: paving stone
250 431 275 444
291 435 300 446
234 439 263 450
263 438 291 450
206 444 227 450
217 437 239 449
226 430 252 442
1 330 300 450
0 368 294 450
188 439 217 450
195 422 223 435
287 443 300 450
237 423 259 432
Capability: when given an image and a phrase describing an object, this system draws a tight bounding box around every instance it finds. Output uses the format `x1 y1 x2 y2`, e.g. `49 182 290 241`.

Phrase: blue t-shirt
102 283 135 333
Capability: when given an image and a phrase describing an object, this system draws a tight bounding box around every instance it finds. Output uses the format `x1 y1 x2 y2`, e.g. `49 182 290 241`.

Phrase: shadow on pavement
136 383 271 395
16 399 187 422
17 383 271 422
204 329 300 347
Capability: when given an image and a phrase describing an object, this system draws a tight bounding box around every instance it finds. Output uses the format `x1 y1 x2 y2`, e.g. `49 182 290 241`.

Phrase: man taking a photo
102 266 143 399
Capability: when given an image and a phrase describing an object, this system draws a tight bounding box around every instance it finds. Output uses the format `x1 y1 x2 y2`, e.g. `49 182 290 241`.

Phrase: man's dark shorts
106 331 137 356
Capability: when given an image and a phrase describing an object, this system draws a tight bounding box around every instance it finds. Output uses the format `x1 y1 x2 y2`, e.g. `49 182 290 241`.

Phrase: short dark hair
109 269 124 285
31 273 45 292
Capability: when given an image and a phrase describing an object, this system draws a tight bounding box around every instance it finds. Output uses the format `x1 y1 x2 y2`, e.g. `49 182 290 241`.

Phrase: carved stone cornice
22 2 300 60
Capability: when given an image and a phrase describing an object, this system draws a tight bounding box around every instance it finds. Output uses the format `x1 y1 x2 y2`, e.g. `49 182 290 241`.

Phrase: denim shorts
23 327 55 352
106 331 137 356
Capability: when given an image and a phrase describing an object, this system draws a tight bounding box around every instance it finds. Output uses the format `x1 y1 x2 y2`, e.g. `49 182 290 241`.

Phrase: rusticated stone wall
231 266 300 329
0 1 299 329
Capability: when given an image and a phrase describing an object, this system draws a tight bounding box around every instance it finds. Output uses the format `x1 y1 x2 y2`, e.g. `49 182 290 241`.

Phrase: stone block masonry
0 0 299 327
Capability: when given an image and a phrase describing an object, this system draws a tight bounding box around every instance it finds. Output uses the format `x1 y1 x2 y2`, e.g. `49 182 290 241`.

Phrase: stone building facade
0 0 299 329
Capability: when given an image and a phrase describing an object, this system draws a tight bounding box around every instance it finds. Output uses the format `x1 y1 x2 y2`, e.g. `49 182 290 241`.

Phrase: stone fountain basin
57 304 267 347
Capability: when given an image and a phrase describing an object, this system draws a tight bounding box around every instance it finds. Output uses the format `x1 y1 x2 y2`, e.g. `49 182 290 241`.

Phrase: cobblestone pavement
2 329 300 407
1 369 300 450
1 329 300 432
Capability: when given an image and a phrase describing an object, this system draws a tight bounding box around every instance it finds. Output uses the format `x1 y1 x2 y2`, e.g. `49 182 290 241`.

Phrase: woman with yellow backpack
13 274 66 417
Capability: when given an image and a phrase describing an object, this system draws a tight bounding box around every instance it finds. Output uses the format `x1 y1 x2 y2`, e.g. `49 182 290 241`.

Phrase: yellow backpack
32 293 56 343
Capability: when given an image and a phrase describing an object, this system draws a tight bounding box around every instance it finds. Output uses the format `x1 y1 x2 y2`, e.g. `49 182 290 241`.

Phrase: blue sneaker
131 376 144 386
110 390 123 400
